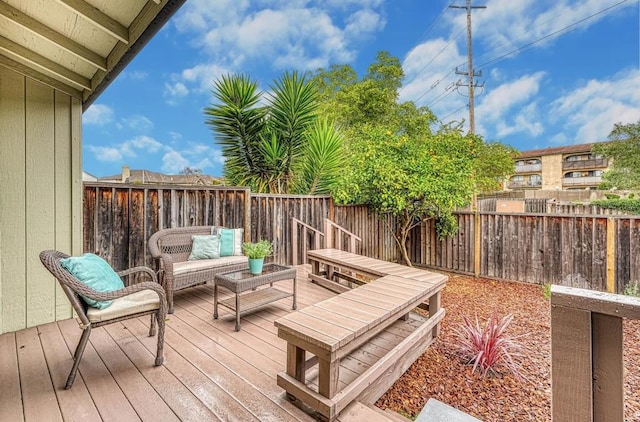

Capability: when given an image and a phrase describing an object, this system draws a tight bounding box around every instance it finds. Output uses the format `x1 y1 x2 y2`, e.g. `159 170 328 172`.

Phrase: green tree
204 72 343 194
334 125 480 266
474 141 518 193
314 51 514 264
595 120 640 190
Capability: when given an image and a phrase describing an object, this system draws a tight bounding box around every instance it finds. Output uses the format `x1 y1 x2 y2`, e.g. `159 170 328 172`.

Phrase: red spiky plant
455 312 525 379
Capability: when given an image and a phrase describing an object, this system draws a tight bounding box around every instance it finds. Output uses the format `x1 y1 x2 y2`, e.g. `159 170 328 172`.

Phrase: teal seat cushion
60 253 125 309
188 235 220 260
218 228 244 257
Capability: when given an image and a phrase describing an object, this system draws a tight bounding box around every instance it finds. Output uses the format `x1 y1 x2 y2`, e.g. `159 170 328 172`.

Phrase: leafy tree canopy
204 72 343 194
595 120 640 190
312 50 515 264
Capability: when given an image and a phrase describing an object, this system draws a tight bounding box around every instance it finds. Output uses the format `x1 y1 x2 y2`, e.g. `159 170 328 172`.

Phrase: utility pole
450 0 485 134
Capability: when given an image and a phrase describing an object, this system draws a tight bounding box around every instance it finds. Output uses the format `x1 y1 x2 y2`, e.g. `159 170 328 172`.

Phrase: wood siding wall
0 67 82 334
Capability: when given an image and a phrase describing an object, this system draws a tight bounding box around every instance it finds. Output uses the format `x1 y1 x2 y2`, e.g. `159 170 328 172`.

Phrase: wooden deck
0 265 413 422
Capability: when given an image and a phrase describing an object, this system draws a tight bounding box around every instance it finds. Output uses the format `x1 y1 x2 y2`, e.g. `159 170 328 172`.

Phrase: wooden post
243 188 252 243
473 194 481 278
324 219 333 249
551 285 634 422
606 217 616 293
551 304 593 422
592 313 623 422
291 219 298 266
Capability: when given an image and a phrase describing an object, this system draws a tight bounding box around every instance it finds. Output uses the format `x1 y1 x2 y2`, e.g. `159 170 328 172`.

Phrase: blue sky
83 0 640 178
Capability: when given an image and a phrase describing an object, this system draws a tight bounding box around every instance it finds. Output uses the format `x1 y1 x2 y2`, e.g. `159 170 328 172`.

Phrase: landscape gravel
376 273 640 421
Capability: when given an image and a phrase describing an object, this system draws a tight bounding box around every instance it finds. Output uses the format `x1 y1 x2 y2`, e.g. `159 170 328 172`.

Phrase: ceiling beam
0 54 83 99
0 35 90 90
0 1 106 71
54 0 129 44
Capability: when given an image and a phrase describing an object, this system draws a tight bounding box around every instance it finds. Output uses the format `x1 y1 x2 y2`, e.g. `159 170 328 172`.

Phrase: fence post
324 219 333 249
243 188 252 242
473 194 481 278
606 217 616 293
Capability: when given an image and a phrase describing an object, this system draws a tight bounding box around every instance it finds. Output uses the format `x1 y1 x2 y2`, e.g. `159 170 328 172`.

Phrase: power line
402 1 456 63
477 0 632 69
441 104 468 121
403 26 466 87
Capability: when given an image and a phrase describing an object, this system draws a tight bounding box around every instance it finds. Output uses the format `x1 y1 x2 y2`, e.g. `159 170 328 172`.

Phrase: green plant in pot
242 239 273 274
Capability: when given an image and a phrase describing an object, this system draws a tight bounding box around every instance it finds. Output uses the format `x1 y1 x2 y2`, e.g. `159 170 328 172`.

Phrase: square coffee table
213 263 297 331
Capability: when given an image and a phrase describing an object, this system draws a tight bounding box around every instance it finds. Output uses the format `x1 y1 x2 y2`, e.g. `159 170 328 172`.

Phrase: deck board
0 265 420 421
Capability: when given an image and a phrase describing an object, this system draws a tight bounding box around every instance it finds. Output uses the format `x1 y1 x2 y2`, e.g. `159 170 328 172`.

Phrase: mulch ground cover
376 273 640 421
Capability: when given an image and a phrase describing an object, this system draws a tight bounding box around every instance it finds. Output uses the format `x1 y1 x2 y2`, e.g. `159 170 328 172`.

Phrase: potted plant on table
242 239 273 274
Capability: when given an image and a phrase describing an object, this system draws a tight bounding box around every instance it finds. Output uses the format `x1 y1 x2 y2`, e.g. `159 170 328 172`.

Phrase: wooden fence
83 183 639 293
418 212 640 293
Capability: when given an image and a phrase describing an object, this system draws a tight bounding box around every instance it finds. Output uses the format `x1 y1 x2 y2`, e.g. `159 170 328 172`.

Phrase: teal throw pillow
60 253 125 309
188 235 220 260
219 228 244 257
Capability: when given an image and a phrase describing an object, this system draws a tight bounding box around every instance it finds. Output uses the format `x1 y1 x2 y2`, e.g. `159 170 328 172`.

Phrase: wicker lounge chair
39 250 167 389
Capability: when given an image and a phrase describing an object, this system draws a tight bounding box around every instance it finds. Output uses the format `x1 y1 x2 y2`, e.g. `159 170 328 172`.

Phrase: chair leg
149 313 157 337
66 325 91 389
154 309 165 366
167 294 174 314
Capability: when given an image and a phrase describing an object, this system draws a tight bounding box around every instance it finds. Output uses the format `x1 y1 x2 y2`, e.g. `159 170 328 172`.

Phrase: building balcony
563 158 608 170
562 176 602 186
514 164 542 173
508 180 542 189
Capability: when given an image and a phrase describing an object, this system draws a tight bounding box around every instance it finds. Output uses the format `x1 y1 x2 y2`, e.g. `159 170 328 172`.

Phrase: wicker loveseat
148 226 248 313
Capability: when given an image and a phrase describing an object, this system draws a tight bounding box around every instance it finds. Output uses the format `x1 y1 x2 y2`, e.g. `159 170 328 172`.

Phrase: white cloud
87 145 122 162
447 0 637 64
88 135 165 163
83 104 114 126
169 1 386 97
549 68 640 143
163 82 189 105
161 143 226 174
120 115 154 132
162 150 190 174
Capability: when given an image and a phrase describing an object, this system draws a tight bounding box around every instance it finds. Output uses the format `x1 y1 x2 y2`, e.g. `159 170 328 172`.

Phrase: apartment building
507 142 610 191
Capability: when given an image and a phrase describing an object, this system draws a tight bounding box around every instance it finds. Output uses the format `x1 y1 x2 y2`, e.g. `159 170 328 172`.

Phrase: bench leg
429 292 441 338
287 343 306 382
292 276 297 310
318 358 339 399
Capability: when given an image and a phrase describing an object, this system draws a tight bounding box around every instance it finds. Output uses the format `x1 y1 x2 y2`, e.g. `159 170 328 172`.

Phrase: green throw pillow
219 228 244 257
60 253 125 309
188 235 220 260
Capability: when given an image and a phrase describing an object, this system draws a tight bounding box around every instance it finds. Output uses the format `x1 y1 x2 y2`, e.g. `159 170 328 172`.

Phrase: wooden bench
275 249 447 421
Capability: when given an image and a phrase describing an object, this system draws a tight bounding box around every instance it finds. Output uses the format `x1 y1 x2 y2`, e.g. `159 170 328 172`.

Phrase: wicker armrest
78 280 166 303
117 266 157 284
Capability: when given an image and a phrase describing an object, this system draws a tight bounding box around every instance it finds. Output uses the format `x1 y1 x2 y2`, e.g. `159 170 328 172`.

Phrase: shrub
604 193 621 200
455 312 524 379
542 283 551 299
623 281 640 297
592 198 640 214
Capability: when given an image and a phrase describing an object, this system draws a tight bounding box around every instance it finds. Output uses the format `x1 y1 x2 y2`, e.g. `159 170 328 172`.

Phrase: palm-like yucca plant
205 71 344 194
293 119 343 194
455 312 525 379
